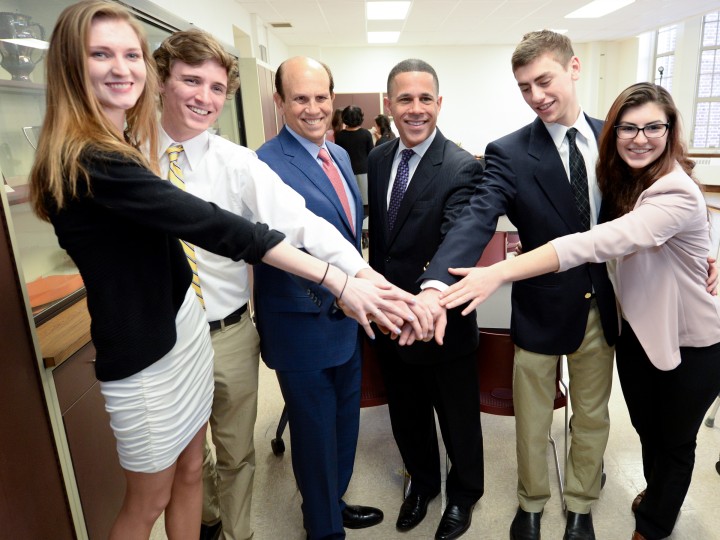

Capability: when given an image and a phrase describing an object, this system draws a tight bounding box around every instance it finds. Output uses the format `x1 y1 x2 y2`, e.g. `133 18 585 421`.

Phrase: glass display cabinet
0 1 246 537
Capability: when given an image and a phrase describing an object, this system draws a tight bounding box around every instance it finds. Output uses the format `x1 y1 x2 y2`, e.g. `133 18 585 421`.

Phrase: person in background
367 58 485 540
374 114 396 146
255 56 431 540
151 29 421 540
30 3 417 538
326 107 343 143
335 105 374 218
440 82 720 540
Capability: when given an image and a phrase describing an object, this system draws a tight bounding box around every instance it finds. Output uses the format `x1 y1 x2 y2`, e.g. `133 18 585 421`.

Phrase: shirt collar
397 128 437 160
285 124 328 160
543 108 594 149
158 126 210 172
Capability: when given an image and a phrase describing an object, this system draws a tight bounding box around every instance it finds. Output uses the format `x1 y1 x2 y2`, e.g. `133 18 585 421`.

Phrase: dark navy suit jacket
423 116 618 354
255 127 363 371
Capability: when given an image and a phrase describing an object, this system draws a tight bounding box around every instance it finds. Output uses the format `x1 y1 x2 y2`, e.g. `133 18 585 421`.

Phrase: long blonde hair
30 0 159 220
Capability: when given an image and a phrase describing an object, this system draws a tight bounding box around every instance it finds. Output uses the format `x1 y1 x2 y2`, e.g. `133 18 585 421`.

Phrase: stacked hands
334 268 436 344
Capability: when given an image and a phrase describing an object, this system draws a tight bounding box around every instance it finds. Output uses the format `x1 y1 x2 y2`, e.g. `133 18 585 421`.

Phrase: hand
706 256 718 296
439 266 503 316
355 268 432 341
396 288 447 346
334 271 422 340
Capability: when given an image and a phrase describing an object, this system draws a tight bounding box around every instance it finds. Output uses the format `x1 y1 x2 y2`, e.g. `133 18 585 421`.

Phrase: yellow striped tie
166 144 205 309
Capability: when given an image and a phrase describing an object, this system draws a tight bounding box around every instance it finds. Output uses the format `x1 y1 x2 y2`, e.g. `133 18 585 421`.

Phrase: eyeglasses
614 123 670 139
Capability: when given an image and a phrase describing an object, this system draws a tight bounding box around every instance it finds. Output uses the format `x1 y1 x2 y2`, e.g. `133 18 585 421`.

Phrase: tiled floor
153 359 720 540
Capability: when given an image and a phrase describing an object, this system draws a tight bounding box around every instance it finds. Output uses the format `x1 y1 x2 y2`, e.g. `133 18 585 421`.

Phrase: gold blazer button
584 292 592 299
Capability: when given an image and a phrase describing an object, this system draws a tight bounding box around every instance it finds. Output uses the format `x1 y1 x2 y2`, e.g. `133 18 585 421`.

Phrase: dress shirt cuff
420 279 449 292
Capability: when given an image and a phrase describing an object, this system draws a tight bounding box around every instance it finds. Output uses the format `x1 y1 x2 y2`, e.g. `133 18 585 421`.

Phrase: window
693 11 720 149
654 25 677 91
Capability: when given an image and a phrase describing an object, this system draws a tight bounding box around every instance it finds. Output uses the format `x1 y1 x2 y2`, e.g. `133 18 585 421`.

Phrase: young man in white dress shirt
152 30 424 540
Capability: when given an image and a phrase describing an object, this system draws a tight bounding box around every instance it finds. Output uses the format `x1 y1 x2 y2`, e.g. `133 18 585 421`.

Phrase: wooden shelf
36 297 92 368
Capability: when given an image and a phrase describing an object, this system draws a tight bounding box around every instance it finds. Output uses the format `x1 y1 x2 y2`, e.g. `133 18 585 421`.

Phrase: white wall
287 42 640 156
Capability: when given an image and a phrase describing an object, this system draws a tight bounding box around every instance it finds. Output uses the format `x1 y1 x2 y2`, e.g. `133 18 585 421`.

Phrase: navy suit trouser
276 340 361 540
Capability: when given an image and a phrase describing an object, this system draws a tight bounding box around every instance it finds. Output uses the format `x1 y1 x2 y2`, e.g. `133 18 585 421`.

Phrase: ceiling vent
270 22 292 28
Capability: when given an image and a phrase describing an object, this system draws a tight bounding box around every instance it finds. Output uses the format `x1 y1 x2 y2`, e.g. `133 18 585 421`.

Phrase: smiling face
87 17 147 132
159 59 227 142
384 71 442 149
513 52 580 127
275 57 333 146
615 102 669 169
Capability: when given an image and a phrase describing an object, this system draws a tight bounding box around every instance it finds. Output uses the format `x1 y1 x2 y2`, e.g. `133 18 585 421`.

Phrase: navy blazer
423 116 618 355
255 127 363 371
368 129 482 364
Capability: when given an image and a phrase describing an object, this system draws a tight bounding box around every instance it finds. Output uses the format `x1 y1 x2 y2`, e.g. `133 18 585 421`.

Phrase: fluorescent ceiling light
565 0 635 19
0 38 49 50
366 1 411 21
368 31 400 44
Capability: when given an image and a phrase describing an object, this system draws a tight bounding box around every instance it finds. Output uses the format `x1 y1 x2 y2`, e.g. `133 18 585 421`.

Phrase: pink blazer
552 162 720 370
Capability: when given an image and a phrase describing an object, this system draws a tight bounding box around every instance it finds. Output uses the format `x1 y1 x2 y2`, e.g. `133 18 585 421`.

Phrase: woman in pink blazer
440 83 720 540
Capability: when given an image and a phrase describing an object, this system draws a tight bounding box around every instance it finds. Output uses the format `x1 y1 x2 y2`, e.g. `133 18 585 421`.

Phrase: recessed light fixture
366 1 411 21
565 0 635 19
368 31 401 44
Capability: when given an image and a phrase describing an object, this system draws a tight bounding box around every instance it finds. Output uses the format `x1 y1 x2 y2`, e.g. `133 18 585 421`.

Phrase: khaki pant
202 311 260 540
514 304 614 514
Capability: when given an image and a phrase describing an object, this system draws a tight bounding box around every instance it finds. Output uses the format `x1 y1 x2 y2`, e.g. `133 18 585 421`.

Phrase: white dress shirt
159 128 369 322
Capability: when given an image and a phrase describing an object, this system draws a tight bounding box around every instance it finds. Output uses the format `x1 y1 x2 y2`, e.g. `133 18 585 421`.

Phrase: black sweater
334 128 374 175
49 151 284 381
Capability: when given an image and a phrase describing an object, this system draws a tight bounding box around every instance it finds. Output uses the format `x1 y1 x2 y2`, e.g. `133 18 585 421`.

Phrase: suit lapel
278 128 356 239
527 118 580 232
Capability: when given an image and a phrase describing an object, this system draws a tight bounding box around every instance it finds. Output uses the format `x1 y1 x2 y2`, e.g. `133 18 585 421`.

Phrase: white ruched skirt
100 286 214 473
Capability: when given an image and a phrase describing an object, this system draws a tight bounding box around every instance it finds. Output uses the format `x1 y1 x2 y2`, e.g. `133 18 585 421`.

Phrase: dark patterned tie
566 128 591 231
387 148 414 231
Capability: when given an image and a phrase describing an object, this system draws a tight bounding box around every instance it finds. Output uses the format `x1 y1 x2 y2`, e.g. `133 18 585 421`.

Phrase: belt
209 304 247 331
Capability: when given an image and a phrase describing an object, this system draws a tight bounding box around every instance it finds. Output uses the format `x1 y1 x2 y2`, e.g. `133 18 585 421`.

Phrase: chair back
477 328 566 416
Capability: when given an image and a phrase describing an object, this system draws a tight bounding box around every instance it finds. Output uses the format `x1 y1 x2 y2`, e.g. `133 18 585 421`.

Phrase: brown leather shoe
631 490 646 513
631 531 647 540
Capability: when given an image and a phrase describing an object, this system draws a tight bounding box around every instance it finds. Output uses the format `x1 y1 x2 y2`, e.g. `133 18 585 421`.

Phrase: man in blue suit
254 56 384 540
422 31 617 540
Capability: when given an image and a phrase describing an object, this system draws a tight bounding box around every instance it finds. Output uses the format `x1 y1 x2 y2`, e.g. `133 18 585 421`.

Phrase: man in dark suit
422 31 617 540
254 56 386 540
367 58 485 540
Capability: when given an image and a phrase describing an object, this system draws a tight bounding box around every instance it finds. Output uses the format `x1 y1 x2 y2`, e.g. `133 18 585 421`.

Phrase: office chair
270 335 388 455
475 328 569 509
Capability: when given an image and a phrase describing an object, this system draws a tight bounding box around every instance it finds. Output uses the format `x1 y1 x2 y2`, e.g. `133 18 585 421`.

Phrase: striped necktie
166 144 205 308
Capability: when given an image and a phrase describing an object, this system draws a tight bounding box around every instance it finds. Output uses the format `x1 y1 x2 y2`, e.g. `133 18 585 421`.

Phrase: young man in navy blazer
422 31 616 540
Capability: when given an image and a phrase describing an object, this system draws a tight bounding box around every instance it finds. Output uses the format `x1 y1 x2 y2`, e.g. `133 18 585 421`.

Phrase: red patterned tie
318 148 355 234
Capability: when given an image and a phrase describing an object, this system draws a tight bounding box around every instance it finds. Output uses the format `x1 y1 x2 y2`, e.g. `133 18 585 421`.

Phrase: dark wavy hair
596 82 699 219
341 105 364 128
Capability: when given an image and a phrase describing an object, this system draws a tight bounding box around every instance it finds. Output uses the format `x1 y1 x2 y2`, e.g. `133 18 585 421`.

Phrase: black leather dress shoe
563 511 595 540
396 492 437 531
510 506 542 540
342 504 384 529
434 503 474 540
199 521 222 540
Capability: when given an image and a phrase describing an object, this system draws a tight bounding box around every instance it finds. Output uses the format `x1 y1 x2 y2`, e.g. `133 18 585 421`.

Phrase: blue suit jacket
423 116 618 355
255 127 363 371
